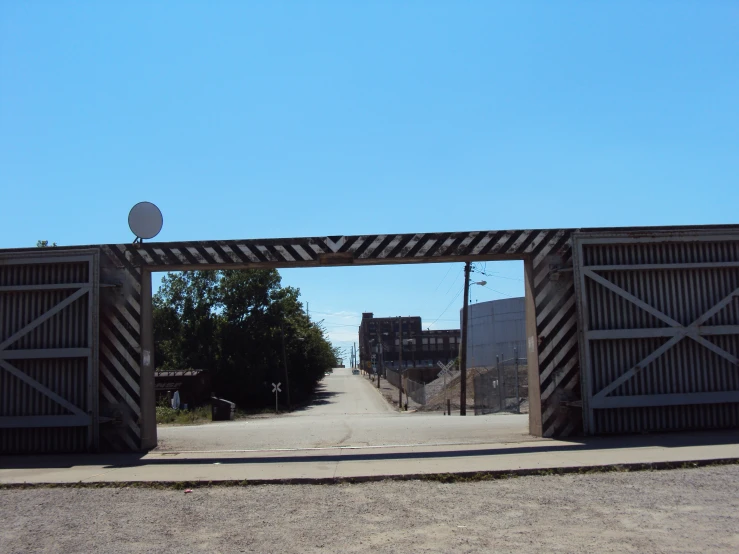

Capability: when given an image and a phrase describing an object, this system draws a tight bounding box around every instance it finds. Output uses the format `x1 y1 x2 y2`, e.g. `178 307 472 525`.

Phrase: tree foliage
153 269 338 409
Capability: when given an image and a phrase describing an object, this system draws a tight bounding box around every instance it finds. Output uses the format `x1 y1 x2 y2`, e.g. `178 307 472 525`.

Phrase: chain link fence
473 351 527 415
383 355 528 414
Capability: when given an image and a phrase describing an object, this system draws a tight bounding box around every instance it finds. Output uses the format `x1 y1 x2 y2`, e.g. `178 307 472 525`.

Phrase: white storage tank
460 297 526 367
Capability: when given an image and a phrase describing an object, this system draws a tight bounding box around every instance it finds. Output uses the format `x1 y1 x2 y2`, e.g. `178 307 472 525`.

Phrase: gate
0 250 99 452
574 231 739 434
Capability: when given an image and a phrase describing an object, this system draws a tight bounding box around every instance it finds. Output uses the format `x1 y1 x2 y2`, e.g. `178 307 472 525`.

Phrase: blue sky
1 2 737 359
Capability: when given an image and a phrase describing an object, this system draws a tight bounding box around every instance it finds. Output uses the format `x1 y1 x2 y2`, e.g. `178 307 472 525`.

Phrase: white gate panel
574 232 739 434
0 250 100 453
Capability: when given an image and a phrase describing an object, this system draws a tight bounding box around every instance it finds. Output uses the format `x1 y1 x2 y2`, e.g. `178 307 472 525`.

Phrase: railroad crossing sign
437 360 455 377
272 382 282 413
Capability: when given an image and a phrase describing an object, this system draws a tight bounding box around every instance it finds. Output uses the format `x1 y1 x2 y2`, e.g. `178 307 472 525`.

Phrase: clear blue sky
2 2 737 358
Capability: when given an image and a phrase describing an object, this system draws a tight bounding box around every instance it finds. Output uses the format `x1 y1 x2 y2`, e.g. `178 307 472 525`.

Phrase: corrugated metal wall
575 233 739 434
0 251 99 453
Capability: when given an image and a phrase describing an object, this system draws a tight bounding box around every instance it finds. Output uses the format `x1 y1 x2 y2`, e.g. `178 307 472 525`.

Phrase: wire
480 284 514 298
428 285 464 328
472 268 523 282
433 264 455 293
444 267 463 295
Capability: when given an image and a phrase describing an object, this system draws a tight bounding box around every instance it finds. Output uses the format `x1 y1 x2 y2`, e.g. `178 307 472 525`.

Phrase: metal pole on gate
514 347 520 414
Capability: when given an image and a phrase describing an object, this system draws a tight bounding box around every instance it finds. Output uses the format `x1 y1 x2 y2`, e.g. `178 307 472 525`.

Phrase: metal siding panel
0 251 98 453
575 232 739 434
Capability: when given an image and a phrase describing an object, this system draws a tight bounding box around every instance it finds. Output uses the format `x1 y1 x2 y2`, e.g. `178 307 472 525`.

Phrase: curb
2 457 738 490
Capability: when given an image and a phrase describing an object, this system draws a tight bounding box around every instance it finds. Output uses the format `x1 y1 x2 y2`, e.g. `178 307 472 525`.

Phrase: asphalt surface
157 367 531 451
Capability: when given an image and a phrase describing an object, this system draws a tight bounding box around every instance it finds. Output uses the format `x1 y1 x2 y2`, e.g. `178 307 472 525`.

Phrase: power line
444 267 463 295
472 268 523 282
428 285 464 328
480 284 514 298
433 264 455 293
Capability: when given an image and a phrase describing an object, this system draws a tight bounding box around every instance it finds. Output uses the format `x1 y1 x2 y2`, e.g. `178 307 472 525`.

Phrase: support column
139 269 157 450
524 257 542 437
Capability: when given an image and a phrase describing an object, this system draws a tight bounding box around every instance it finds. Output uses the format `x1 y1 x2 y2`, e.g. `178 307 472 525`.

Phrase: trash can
211 397 236 421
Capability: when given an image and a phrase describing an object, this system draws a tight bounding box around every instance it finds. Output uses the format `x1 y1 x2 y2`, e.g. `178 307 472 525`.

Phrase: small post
398 317 403 410
514 347 520 414
496 355 502 412
272 382 282 414
378 342 383 389
281 323 291 411
447 398 451 416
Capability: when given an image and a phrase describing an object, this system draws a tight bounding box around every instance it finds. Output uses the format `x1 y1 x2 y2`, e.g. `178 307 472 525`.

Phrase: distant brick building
358 313 460 375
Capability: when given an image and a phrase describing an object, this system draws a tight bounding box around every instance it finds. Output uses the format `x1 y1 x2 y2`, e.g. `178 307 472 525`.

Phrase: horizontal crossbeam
0 283 90 292
587 326 739 340
584 261 739 271
0 415 90 428
0 348 90 360
592 391 739 409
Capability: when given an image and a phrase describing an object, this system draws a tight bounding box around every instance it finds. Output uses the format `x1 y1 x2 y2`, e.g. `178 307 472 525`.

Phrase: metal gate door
574 231 739 434
0 249 100 453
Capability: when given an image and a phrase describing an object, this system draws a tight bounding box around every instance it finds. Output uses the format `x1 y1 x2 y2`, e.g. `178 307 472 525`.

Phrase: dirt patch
2 465 738 553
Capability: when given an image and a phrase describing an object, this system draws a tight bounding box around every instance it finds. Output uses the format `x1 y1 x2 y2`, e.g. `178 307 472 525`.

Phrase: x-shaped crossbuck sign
437 360 455 372
272 382 281 393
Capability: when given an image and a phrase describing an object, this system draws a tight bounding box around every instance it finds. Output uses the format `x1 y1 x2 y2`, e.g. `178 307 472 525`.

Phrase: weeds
156 401 212 425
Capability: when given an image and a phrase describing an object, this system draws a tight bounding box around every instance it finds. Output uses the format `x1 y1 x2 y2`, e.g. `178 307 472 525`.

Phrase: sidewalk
368 371 422 412
2 431 738 485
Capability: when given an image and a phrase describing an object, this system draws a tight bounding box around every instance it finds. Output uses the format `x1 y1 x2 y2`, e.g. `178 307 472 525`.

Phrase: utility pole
280 323 292 411
354 342 357 369
376 328 383 389
398 317 403 409
460 261 471 415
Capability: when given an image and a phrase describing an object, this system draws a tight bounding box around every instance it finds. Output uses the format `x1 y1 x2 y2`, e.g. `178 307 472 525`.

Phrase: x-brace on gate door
573 231 739 435
0 250 100 452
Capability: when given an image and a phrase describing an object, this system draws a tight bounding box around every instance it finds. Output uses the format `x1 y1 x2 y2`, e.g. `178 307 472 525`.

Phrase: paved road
157 367 531 451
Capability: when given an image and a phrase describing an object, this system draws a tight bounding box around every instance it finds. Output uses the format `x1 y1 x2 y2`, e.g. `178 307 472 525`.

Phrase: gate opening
150 261 535 452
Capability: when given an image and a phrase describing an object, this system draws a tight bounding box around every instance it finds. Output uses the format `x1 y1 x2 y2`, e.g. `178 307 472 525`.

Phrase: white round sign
128 202 163 240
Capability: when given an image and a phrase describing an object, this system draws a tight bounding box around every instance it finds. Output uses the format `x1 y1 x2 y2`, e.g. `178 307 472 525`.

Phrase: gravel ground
2 465 738 553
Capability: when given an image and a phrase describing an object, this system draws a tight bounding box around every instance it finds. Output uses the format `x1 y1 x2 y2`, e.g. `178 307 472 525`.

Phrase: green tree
152 269 337 409
36 240 57 247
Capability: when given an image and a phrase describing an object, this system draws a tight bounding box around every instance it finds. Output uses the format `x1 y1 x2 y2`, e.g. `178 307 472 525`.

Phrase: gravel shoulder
2 465 738 553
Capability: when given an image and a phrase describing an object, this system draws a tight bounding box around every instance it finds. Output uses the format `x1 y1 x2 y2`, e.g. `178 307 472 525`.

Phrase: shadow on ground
289 384 341 412
2 430 737 470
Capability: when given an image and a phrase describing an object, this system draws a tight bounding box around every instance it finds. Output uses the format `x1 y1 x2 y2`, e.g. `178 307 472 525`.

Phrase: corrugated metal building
462 298 526 367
